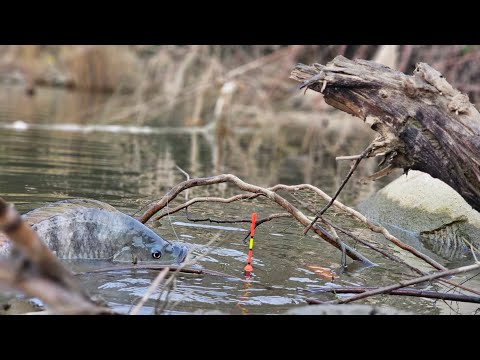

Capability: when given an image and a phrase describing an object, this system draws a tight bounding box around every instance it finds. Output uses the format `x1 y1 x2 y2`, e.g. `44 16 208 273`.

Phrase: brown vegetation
2 45 480 127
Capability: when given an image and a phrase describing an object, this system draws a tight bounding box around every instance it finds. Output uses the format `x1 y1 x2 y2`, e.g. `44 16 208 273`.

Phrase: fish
0 199 188 264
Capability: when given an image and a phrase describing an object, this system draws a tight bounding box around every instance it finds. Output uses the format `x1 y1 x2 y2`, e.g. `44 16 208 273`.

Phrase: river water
0 84 478 315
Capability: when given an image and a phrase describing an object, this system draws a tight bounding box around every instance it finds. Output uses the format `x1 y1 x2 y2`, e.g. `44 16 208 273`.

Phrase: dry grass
1 45 480 127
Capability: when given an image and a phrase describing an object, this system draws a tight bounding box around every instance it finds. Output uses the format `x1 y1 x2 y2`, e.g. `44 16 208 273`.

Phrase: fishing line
163 164 192 244
166 196 180 244
131 198 159 218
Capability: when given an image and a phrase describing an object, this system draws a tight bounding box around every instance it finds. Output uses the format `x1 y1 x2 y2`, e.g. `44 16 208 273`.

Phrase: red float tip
250 212 257 237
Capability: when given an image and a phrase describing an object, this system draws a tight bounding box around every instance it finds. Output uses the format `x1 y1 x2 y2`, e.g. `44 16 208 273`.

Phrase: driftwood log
290 56 480 212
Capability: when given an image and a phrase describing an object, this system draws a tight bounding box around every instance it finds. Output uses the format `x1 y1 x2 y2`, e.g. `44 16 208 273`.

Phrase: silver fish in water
0 199 188 264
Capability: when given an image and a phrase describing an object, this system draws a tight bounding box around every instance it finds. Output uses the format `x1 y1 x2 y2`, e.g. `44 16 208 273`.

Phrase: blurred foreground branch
0 197 113 314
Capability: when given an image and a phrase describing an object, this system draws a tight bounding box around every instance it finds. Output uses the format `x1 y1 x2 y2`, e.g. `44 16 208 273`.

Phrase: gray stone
358 171 480 261
285 304 412 315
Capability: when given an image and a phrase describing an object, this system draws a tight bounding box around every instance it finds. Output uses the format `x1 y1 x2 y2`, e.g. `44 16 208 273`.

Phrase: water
1 84 479 315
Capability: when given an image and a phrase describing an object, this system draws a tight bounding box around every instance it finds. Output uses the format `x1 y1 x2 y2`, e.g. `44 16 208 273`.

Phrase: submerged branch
76 264 203 275
76 264 233 278
321 217 425 276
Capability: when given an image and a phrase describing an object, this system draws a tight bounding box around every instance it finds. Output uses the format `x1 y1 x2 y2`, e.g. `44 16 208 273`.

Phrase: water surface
1 84 478 315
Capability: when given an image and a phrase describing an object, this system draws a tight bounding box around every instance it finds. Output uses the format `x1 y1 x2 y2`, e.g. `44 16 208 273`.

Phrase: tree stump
290 56 480 212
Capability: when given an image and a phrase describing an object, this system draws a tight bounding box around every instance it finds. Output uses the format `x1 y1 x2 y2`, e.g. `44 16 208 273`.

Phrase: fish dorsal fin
24 198 119 226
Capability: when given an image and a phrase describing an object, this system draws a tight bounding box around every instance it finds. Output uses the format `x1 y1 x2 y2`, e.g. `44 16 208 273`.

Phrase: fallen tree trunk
290 56 480 212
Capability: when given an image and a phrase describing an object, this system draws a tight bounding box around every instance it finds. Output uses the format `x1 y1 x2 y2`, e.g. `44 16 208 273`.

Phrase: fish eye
152 251 162 259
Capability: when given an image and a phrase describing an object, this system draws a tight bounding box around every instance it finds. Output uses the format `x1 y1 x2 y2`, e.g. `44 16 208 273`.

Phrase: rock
285 304 411 315
358 170 480 262
0 297 43 315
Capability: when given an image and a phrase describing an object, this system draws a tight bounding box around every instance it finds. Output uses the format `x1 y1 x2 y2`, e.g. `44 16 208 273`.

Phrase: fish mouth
176 246 188 264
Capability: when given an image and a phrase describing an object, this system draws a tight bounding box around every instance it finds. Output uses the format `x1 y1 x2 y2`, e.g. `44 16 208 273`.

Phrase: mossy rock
358 170 480 263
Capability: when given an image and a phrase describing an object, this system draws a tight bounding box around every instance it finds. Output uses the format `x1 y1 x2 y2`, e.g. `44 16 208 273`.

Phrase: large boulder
358 170 480 263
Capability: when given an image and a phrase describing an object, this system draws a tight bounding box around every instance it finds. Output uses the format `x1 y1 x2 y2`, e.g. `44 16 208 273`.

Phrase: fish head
112 236 188 264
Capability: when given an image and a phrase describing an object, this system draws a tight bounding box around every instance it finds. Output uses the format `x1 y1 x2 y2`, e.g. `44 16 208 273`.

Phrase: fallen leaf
307 265 336 280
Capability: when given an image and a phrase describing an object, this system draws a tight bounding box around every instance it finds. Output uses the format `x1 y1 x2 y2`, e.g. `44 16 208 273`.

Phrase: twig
336 155 362 161
165 169 292 242
187 209 291 226
334 262 480 304
306 286 480 304
320 219 347 270
130 267 170 315
290 192 425 276
461 237 480 263
175 165 190 200
303 144 373 235
154 194 291 232
322 217 424 276
318 215 480 295
153 194 262 221
359 164 396 183
444 271 480 295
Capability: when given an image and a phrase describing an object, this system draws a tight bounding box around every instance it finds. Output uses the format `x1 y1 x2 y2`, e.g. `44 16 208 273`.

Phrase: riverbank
2 45 480 127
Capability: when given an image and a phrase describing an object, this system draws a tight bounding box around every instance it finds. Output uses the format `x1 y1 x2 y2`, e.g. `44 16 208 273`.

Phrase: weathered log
290 56 480 212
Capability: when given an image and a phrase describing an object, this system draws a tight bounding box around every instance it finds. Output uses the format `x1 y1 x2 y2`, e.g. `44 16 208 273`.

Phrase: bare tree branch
138 174 375 265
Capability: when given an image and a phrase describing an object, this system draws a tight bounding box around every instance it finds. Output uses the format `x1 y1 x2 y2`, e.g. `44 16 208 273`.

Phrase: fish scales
0 199 188 264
